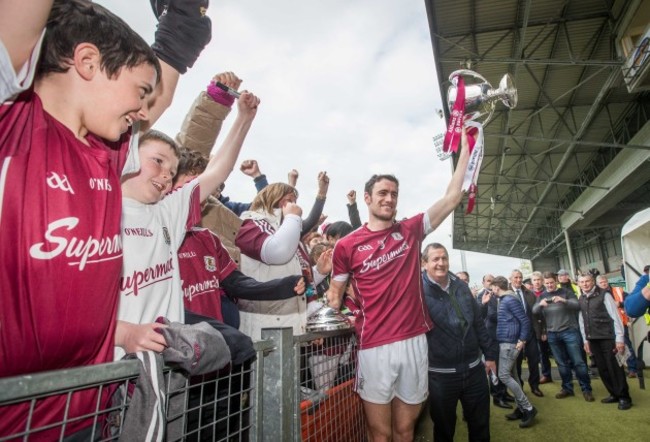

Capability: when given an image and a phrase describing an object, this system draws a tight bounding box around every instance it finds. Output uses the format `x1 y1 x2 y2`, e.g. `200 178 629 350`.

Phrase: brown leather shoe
555 390 574 399
532 388 544 397
539 376 552 384
583 391 595 402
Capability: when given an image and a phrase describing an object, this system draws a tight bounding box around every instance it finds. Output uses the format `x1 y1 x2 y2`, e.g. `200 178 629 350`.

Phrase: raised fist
240 159 261 178
282 202 303 218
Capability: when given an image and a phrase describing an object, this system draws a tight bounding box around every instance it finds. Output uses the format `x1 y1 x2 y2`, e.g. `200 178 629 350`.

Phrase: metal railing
0 328 364 442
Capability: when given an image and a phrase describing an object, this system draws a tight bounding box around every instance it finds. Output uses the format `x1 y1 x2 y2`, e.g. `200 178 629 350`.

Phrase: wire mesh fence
294 330 366 442
0 329 364 441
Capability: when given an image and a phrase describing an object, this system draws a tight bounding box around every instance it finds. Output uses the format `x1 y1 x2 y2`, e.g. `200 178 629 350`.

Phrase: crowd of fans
0 1 647 440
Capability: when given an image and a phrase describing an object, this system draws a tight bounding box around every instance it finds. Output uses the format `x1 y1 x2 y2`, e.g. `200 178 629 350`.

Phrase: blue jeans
547 328 591 394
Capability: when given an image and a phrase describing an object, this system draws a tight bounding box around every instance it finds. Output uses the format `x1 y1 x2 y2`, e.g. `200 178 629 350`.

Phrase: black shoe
618 399 632 410
601 395 618 404
505 408 524 421
503 393 516 402
493 398 513 409
531 388 544 397
519 407 538 428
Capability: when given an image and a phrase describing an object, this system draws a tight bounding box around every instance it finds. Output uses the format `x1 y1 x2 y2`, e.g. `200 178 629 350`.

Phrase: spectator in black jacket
422 243 497 442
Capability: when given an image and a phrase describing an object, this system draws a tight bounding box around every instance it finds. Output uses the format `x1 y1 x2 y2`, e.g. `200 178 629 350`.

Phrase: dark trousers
516 334 541 389
538 338 553 378
428 365 490 442
488 340 507 399
589 339 631 400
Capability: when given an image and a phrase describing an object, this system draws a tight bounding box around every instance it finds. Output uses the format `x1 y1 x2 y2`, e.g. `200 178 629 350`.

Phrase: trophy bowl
446 69 518 125
306 305 352 333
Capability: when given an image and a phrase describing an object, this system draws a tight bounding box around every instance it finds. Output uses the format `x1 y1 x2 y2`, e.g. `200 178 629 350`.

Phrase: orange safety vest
610 286 628 326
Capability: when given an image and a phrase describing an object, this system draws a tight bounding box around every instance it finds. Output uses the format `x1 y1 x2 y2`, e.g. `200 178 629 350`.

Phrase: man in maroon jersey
326 131 470 442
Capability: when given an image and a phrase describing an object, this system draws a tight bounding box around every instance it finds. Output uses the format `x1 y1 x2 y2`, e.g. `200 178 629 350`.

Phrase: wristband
207 81 235 107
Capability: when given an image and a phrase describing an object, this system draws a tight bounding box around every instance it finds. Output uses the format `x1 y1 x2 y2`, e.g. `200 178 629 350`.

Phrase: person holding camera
532 272 594 402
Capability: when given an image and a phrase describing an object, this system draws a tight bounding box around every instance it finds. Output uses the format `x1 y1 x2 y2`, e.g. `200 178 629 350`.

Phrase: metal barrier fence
0 328 364 441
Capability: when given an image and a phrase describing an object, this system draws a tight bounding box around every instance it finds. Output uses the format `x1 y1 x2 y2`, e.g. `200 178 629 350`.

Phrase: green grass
415 369 650 441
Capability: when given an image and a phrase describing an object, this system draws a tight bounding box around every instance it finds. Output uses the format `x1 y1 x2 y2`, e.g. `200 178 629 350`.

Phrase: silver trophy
306 302 352 333
446 69 518 125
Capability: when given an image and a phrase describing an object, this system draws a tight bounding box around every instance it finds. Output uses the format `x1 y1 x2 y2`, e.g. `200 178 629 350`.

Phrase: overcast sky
99 0 525 289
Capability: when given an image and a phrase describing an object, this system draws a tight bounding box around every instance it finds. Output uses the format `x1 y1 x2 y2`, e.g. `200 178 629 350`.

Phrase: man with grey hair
422 243 498 440
577 273 632 410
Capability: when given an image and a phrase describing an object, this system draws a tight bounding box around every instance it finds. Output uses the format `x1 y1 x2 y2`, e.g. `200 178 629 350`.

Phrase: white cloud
97 0 523 277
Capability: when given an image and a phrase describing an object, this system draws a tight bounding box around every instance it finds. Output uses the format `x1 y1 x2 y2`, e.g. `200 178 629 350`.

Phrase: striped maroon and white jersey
331 213 433 350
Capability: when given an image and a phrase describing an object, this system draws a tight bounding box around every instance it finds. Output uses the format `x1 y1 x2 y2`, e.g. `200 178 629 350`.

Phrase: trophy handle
498 74 518 108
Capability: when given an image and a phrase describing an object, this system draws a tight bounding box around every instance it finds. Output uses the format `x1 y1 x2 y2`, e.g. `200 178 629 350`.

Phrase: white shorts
356 334 428 404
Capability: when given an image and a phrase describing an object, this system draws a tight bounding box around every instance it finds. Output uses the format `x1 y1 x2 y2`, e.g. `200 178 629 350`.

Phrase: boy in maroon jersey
0 0 210 437
326 130 470 441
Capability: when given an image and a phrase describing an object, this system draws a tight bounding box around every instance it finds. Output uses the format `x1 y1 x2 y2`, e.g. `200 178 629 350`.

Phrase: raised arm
143 0 213 132
175 72 242 154
347 190 362 229
426 128 471 231
0 0 52 73
197 91 259 202
301 171 329 235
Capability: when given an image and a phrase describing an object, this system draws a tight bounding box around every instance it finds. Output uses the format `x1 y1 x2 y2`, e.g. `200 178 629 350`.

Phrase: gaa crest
203 256 217 272
204 256 216 272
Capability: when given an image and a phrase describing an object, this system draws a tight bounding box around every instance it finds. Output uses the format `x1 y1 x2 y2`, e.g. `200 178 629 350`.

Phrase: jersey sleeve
331 240 351 282
235 218 274 261
403 212 427 239
160 178 202 250
210 231 237 280
0 31 43 103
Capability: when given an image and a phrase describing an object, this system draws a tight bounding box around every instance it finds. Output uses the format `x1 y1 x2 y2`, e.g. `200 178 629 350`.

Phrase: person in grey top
532 272 593 401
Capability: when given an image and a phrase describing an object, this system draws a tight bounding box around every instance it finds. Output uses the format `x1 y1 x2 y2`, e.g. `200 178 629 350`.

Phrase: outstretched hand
316 248 333 275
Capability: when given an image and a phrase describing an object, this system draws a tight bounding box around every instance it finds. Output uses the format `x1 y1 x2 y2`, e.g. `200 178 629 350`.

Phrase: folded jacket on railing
107 319 232 441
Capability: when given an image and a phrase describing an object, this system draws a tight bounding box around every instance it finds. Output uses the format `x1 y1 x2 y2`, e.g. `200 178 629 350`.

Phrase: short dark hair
176 148 209 178
421 243 448 261
38 0 161 81
542 271 557 281
644 265 649 273
492 276 509 290
139 130 181 158
364 174 399 195
457 271 470 280
325 221 354 241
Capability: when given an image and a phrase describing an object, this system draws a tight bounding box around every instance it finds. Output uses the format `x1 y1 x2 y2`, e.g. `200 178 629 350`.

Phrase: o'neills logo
123 227 154 237
120 257 174 297
359 242 409 274
183 275 220 301
29 217 122 271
